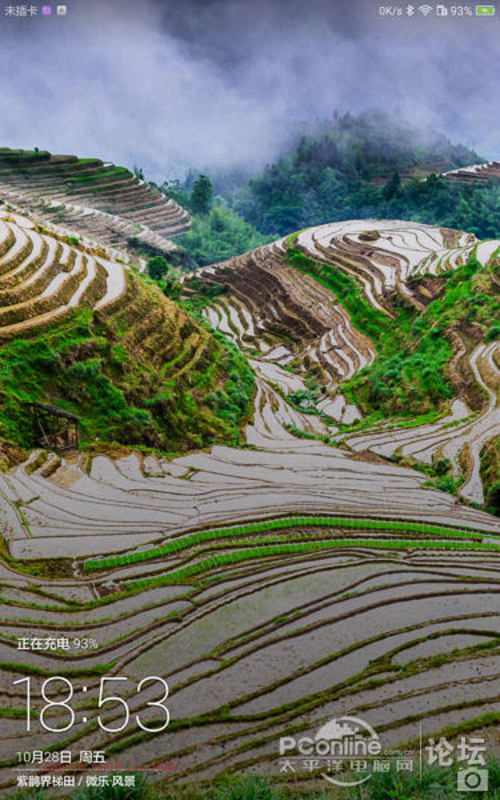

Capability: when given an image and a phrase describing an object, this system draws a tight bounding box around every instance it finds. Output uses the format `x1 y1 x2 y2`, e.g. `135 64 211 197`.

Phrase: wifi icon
418 4 434 13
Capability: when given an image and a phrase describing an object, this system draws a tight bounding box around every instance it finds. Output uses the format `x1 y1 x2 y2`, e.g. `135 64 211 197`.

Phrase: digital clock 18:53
14 676 170 733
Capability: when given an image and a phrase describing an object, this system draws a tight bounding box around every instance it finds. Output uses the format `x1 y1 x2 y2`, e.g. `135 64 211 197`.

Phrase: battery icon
476 4 495 13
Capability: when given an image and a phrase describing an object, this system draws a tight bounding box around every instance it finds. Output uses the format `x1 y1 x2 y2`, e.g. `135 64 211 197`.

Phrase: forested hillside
230 114 500 237
155 176 270 267
163 113 500 243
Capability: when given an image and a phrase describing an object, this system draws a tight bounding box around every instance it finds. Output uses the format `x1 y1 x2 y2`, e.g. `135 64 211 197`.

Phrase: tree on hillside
160 268 182 301
177 198 270 267
147 256 182 300
160 178 190 209
147 256 167 281
191 174 213 215
383 170 401 200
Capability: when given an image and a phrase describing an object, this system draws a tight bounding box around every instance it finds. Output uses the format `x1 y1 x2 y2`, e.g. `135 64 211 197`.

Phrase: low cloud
0 0 497 179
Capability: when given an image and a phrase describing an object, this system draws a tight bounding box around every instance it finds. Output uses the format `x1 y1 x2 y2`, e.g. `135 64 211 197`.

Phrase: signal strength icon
418 4 434 13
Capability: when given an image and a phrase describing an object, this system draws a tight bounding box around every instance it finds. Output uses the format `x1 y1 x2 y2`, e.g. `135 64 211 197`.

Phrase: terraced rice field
0 208 127 338
0 148 190 257
192 237 376 424
444 161 500 185
192 220 500 497
341 342 500 505
2 515 500 789
292 219 492 310
1 209 500 789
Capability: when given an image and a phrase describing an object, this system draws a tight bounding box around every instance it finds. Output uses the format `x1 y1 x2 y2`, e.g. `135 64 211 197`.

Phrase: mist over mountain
0 0 498 178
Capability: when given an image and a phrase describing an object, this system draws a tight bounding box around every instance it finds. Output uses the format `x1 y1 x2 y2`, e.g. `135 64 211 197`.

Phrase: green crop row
125 536 500 592
84 516 486 572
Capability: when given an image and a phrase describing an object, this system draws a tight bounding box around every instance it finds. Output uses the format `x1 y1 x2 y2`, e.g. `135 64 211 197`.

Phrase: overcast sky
0 0 498 178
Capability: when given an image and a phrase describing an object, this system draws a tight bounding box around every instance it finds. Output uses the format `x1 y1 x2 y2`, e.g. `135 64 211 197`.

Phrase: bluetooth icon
407 4 416 14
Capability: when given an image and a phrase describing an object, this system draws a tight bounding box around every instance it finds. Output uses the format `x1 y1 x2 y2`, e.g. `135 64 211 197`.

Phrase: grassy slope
0 271 254 455
287 247 500 418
